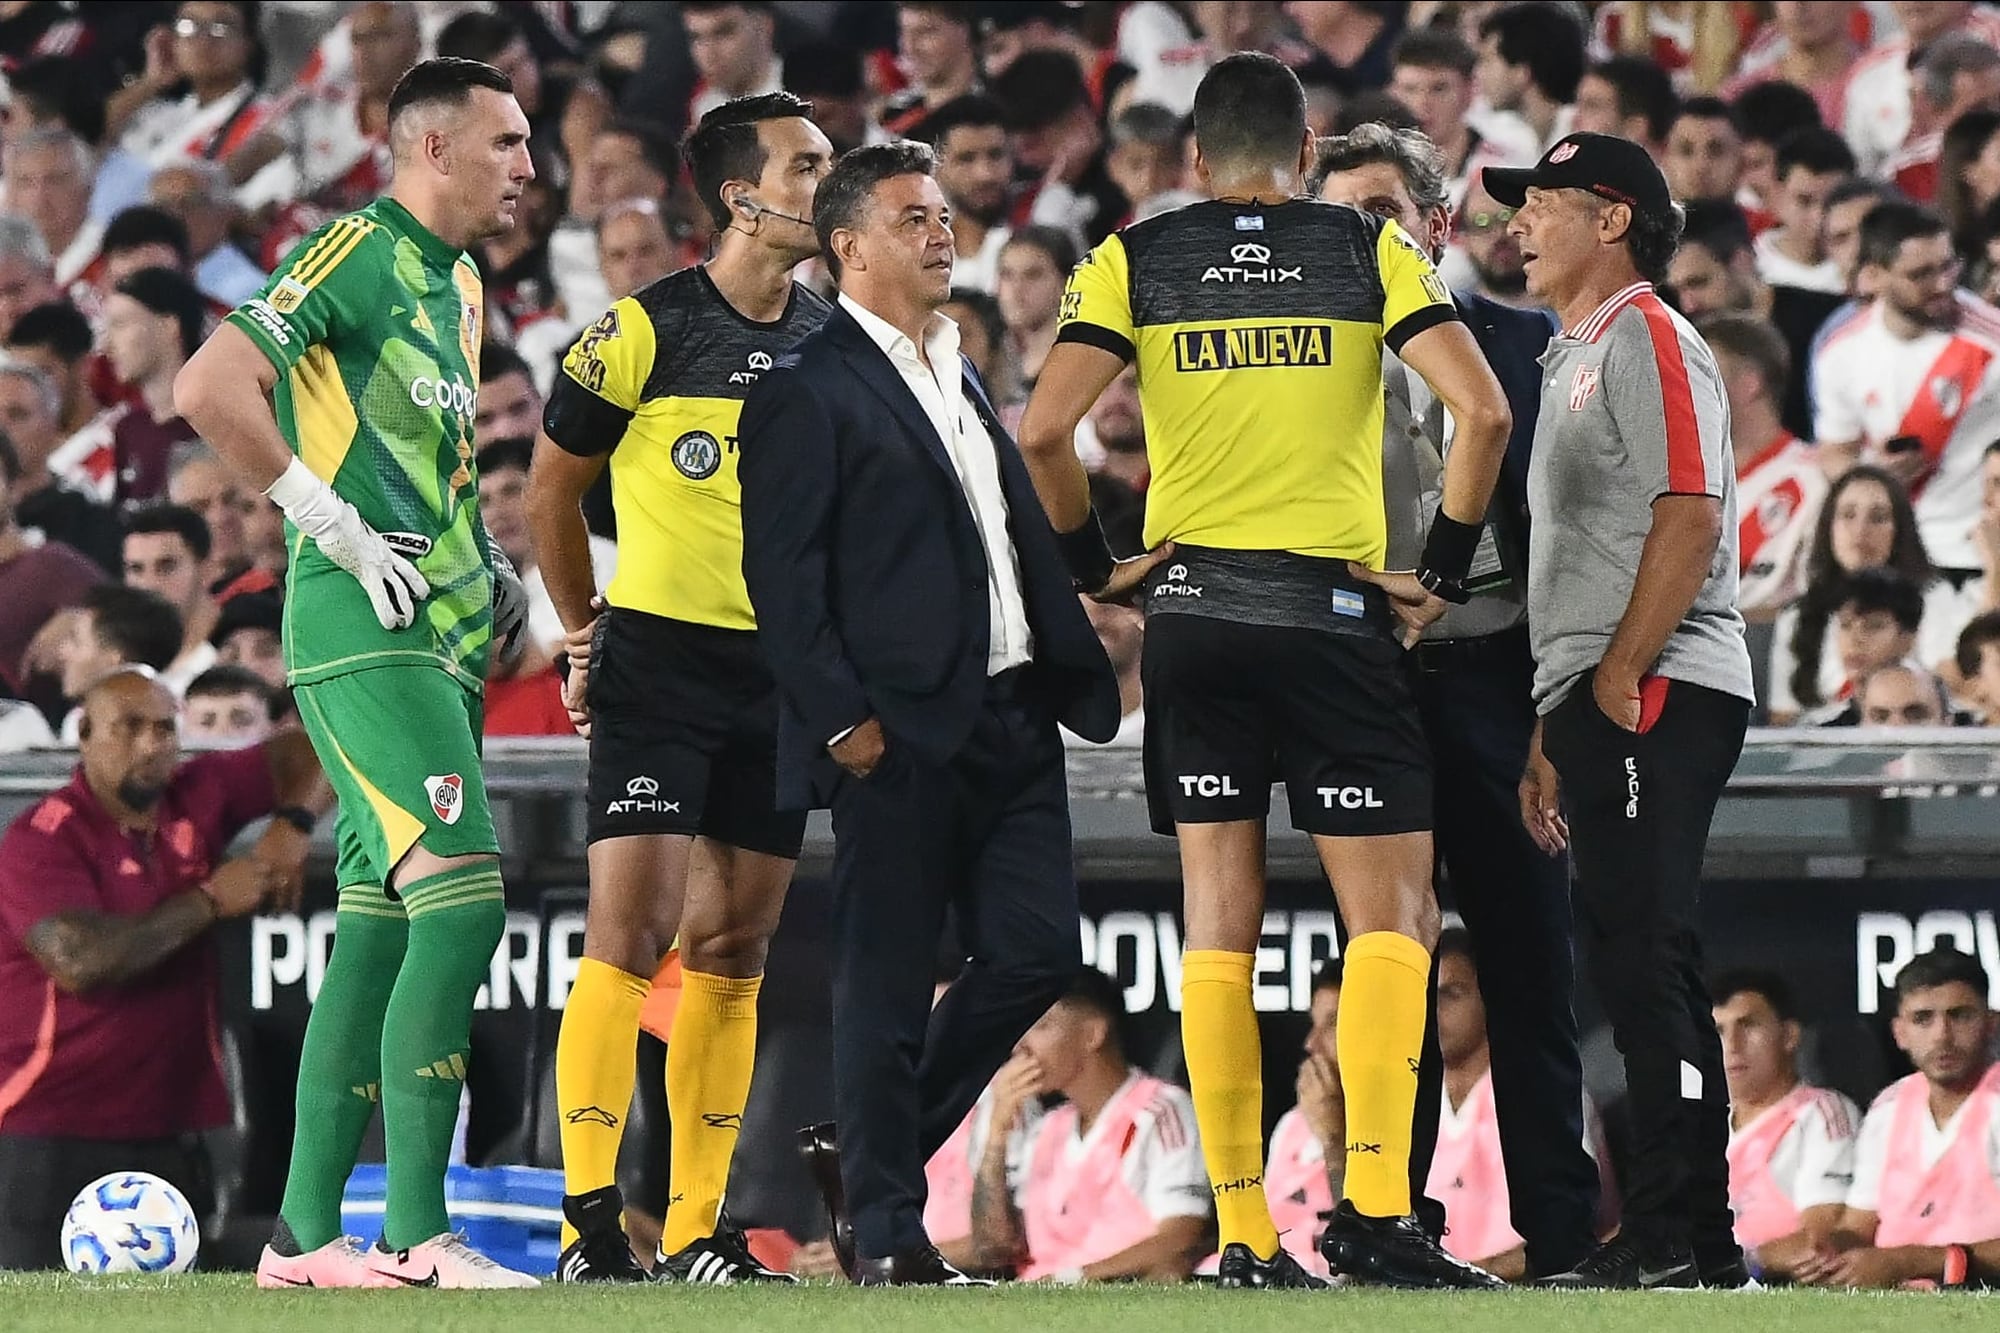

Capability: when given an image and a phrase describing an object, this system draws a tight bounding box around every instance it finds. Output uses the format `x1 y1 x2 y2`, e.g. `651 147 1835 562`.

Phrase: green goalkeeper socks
278 885 408 1251
377 864 507 1250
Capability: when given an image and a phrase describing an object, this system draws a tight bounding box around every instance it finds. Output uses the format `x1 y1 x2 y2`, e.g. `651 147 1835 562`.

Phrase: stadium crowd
0 0 1998 1290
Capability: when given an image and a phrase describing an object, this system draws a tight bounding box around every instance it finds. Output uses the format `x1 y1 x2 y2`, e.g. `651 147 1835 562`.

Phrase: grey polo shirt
1526 282 1755 713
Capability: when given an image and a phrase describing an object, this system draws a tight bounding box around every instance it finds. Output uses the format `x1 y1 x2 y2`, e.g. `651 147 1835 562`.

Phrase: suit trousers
826 669 1080 1258
1403 626 1601 1276
1539 669 1747 1252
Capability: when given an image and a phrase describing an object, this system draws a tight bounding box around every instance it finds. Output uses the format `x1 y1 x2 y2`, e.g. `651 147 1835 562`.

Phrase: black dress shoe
1321 1200 1506 1289
1215 1242 1329 1289
1538 1234 1697 1290
796 1122 856 1279
855 1244 994 1287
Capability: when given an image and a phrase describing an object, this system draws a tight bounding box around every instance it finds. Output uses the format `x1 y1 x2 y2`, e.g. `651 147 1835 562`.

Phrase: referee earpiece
733 195 760 219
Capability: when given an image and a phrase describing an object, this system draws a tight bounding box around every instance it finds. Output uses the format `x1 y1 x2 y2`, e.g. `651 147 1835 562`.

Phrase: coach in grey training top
1484 133 1754 1292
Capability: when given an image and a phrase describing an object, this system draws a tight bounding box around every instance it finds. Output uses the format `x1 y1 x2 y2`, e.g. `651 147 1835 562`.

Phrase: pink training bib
1874 1064 2000 1248
1427 1072 1519 1264
1726 1084 1824 1249
1018 1075 1172 1280
924 1101 978 1244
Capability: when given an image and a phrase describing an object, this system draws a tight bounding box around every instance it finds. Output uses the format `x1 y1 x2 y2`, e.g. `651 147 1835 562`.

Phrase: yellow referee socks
1182 949 1280 1260
1338 930 1432 1219
555 957 650 1245
661 969 764 1254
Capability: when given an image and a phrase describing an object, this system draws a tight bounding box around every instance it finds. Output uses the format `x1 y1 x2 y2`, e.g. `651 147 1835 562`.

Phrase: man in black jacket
736 140 1142 1287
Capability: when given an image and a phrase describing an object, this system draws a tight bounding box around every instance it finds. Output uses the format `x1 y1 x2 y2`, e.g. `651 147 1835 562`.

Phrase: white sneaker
366 1232 541 1288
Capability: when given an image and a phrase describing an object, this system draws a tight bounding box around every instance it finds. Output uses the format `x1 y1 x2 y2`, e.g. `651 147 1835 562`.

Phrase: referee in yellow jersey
1020 55 1512 1290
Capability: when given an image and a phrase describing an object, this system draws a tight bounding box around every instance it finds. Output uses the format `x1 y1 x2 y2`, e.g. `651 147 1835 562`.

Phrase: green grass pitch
4 1273 1996 1333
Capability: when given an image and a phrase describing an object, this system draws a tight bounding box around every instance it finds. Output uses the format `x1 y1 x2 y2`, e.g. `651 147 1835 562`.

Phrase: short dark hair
1478 2 1586 104
1956 608 2000 679
989 49 1091 132
1731 79 1823 148
103 205 192 267
1624 200 1686 283
1192 52 1307 173
813 139 937 279
474 435 533 477
1697 311 1790 398
606 116 681 188
900 0 974 28
1677 198 1754 264
1836 565 1925 632
1060 965 1131 1059
1587 55 1679 143
7 300 93 361
942 285 1003 347
1711 968 1798 1021
1330 91 1421 137
1109 100 1185 151
8 56 106 145
684 92 816 230
480 341 531 385
1391 26 1476 78
1001 224 1079 277
917 92 1008 148
1673 95 1741 136
186 662 278 717
81 583 183 671
112 267 207 360
1775 125 1858 182
1435 927 1475 969
434 9 522 64
784 41 864 100
125 501 212 563
1825 176 1901 217
386 57 514 128
682 0 774 14
1895 946 1991 1008
1857 199 1950 271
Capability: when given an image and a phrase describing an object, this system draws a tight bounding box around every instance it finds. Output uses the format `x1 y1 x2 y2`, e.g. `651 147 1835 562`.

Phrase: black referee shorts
584 607 806 859
1140 613 1432 838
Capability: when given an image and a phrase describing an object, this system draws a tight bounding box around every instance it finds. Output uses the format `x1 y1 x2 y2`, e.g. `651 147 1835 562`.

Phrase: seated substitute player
527 92 836 1285
173 58 539 1289
965 967 1211 1282
1796 947 2000 1289
1019 54 1513 1290
1710 969 1860 1282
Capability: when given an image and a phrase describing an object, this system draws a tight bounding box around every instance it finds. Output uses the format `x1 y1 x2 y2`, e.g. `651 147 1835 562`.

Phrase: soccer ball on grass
60 1171 200 1274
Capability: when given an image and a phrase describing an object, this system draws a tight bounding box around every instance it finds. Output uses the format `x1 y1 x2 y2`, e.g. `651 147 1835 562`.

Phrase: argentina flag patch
1331 589 1366 619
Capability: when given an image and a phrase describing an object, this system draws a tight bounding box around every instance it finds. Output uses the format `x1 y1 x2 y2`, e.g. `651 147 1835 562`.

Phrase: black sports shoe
1321 1201 1506 1289
657 1224 800 1285
556 1186 652 1283
1695 1250 1756 1290
1215 1242 1330 1289
1538 1234 1697 1290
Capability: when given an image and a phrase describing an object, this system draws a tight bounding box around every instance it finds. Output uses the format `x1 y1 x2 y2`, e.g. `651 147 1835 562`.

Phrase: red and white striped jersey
1843 6 2000 178
1735 432 1826 617
1812 291 2000 569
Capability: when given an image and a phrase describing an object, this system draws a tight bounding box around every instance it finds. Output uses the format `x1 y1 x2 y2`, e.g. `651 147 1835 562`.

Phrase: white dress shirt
839 293 1034 677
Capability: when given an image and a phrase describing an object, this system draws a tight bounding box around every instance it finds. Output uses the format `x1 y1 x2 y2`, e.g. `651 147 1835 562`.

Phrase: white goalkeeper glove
266 457 430 631
488 537 529 657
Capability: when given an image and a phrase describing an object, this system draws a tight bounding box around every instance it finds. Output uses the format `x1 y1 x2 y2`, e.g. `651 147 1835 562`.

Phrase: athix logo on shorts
1201 241 1302 284
1319 786 1383 809
1155 562 1202 598
1178 774 1239 797
1570 363 1600 411
606 774 682 817
1624 757 1640 818
426 773 464 825
730 350 776 385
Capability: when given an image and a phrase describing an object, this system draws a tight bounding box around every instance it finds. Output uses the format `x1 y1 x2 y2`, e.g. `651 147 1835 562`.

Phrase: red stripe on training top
1634 294 1707 494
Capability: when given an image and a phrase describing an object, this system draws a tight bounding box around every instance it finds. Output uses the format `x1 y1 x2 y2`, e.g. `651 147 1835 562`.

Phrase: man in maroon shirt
0 434 102 697
101 268 203 511
0 668 327 1268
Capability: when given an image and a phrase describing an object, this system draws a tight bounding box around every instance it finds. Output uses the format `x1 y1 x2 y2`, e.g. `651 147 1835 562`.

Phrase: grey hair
0 356 60 419
0 214 51 271
1920 33 2000 113
11 125 94 179
1309 122 1449 212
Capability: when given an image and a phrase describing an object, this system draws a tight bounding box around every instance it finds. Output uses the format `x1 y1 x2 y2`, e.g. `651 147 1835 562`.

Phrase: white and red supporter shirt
1811 291 2000 570
1843 7 2000 179
1725 1084 1859 1250
120 81 273 169
1735 432 1826 617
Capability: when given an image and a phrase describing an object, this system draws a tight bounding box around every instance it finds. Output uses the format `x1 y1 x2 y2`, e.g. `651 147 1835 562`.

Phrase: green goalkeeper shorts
294 664 498 888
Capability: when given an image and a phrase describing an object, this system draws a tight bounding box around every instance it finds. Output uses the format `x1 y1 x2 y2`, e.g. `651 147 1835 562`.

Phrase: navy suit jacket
738 305 1119 809
1454 290 1558 559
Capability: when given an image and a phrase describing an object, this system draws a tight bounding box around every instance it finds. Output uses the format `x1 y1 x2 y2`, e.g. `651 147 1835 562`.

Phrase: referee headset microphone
733 193 813 229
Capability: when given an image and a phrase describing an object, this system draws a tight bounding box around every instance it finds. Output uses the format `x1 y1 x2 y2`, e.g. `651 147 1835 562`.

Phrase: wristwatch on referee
1417 512 1480 605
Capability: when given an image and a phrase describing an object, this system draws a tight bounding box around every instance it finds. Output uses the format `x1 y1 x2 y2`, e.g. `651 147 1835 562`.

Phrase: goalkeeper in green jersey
175 58 538 1290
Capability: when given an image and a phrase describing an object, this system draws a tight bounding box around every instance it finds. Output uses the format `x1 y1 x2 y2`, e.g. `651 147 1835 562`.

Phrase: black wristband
1420 511 1482 583
1055 508 1117 594
272 805 317 835
1417 566 1472 605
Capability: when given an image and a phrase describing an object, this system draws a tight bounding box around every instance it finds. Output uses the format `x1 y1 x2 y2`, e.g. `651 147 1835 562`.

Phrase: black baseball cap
1482 132 1673 220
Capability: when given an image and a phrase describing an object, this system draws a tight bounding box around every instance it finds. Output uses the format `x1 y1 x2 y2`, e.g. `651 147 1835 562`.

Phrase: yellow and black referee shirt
543 266 831 629
1057 199 1457 567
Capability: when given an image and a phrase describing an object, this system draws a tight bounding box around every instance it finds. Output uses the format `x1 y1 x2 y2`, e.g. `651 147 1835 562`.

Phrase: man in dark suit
1319 124 1602 1279
737 140 1154 1286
